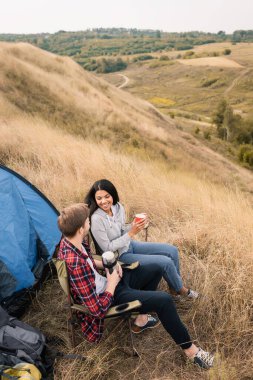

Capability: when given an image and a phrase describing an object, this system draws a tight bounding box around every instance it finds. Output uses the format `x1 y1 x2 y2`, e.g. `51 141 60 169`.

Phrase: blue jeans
120 240 183 292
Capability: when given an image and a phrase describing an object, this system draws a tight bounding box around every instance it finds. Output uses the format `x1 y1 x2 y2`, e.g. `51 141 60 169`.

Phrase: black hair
84 179 119 216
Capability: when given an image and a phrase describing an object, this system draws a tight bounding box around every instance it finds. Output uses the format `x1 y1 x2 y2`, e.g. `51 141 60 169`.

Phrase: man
57 203 214 369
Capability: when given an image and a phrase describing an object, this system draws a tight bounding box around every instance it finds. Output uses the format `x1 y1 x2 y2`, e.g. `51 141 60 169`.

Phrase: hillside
101 42 253 117
100 42 253 170
1 42 253 198
1 42 253 379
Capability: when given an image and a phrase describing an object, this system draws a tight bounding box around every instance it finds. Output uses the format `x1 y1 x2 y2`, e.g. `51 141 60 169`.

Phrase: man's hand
116 263 123 278
106 267 121 286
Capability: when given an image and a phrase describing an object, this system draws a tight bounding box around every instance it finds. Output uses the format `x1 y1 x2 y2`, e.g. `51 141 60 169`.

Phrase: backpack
0 307 47 377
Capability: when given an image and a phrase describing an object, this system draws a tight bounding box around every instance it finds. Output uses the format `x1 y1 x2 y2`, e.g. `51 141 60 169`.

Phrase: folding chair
53 258 141 356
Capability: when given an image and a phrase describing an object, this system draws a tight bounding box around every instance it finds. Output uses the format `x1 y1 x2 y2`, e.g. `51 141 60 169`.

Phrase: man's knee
155 291 173 306
140 262 163 277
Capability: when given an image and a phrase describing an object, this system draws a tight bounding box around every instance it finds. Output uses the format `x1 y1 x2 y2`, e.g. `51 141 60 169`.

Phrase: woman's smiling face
95 190 113 214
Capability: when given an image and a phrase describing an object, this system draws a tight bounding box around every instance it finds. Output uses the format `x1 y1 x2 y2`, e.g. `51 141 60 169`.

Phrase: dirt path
117 74 129 89
224 68 251 96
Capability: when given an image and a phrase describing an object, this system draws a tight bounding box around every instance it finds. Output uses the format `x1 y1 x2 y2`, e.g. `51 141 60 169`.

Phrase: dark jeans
114 263 192 350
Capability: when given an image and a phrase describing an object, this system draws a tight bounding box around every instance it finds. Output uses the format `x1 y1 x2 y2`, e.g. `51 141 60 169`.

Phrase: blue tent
0 165 61 315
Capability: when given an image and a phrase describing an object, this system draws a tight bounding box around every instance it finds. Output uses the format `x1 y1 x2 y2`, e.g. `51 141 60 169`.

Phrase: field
1 42 253 380
1 118 253 380
101 43 253 118
99 42 253 167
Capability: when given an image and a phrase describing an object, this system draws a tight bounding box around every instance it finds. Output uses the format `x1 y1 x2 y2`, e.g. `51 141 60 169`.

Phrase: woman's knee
157 256 176 272
167 244 179 258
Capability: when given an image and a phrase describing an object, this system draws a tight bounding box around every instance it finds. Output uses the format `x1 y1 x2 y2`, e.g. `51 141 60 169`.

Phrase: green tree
213 99 227 139
223 49 231 55
156 30 161 39
223 104 234 141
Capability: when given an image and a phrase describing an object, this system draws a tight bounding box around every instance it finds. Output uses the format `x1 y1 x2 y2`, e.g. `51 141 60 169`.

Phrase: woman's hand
128 218 146 238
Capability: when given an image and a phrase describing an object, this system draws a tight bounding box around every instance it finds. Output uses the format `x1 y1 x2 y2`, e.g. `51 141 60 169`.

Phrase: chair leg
145 227 148 242
68 309 76 348
67 318 76 348
128 318 139 357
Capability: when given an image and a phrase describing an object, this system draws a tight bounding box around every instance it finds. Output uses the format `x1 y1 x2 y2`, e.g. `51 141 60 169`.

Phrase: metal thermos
102 251 117 274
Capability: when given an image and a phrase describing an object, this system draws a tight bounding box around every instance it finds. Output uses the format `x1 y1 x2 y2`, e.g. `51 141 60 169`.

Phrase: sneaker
192 348 214 369
187 289 199 299
132 315 160 334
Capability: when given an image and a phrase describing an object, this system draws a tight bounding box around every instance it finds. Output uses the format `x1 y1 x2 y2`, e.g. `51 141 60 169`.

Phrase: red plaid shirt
58 237 113 343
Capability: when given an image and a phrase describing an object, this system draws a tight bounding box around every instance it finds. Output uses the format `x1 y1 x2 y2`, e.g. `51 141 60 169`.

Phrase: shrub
224 49 232 55
207 51 220 57
175 44 194 51
132 55 155 62
201 78 218 87
96 58 127 73
159 55 169 61
183 51 195 59
244 150 253 166
203 130 211 140
238 145 253 166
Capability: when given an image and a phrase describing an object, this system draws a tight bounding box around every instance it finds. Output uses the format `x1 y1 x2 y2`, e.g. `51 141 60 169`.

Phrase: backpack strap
0 307 10 329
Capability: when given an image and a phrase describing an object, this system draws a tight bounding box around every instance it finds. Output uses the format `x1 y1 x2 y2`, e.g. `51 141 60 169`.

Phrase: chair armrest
105 300 142 318
119 261 139 270
71 300 142 319
71 304 90 314
93 255 139 271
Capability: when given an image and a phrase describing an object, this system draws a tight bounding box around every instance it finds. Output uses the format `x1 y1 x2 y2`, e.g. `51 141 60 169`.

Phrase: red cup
134 213 149 228
134 213 146 223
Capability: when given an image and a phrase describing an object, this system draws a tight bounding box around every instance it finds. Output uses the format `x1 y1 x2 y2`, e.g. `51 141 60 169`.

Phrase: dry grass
1 42 253 197
178 57 243 68
1 118 253 379
1 41 253 379
0 42 173 147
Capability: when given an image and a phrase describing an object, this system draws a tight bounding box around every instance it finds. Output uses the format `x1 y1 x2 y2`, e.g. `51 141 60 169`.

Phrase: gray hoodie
91 202 132 256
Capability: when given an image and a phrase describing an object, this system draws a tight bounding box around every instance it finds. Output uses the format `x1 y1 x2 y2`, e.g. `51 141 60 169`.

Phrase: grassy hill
1 42 253 194
101 42 253 118
1 42 253 379
100 42 253 169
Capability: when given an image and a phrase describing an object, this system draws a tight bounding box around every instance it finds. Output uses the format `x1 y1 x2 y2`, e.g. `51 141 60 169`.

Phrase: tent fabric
0 165 61 301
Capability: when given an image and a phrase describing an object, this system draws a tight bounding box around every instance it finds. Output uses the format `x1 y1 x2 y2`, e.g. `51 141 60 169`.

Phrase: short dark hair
58 203 90 238
84 179 119 216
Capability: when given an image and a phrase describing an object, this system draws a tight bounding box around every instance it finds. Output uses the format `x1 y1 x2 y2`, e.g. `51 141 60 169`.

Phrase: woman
57 203 214 369
85 179 198 299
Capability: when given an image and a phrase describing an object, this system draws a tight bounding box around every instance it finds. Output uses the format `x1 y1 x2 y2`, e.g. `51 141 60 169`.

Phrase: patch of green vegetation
132 55 155 62
238 145 253 167
83 57 127 73
1 28 250 68
149 97 176 107
201 78 219 87
213 99 253 167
